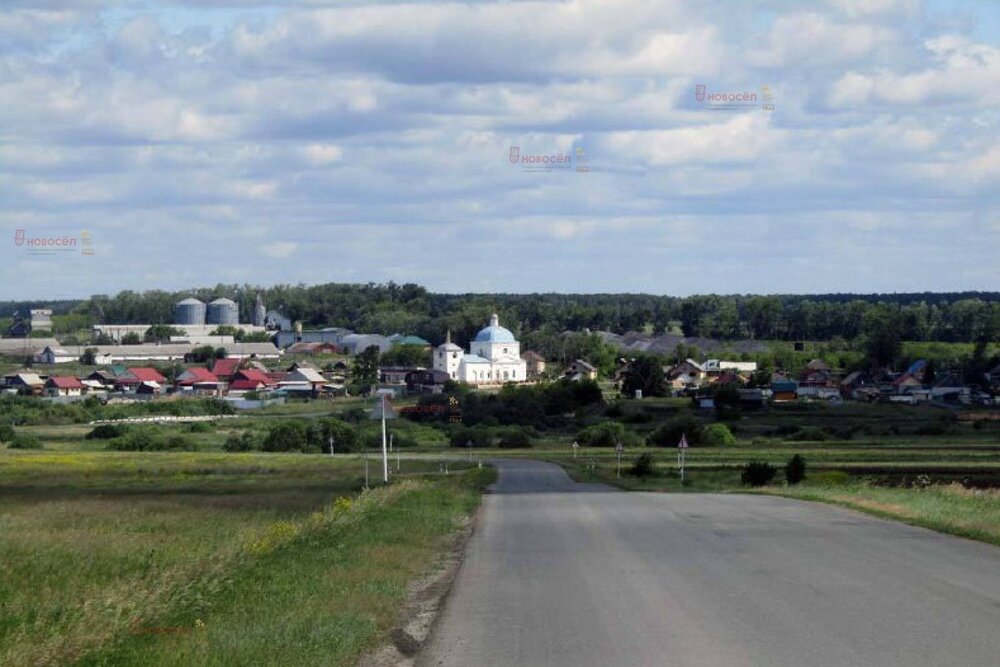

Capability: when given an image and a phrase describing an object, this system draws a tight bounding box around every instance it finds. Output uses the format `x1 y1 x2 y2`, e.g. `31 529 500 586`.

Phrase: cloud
262 241 297 258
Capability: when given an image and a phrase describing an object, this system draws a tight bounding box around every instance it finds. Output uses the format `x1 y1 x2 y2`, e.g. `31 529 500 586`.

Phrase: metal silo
206 297 239 325
174 297 206 326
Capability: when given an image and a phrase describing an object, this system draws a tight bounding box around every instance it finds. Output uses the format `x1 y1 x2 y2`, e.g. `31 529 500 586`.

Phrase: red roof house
116 367 167 388
229 369 276 392
211 358 242 380
176 367 220 387
45 376 86 396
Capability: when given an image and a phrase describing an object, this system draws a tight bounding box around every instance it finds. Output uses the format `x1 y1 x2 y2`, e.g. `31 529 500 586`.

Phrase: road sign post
678 433 689 484
615 441 623 479
572 441 579 459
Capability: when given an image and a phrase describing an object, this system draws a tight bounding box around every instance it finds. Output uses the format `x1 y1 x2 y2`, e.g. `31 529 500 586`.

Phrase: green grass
760 482 1000 547
0 450 488 666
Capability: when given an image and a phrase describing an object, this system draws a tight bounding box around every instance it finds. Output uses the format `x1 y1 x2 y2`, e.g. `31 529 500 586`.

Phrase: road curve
418 459 1000 667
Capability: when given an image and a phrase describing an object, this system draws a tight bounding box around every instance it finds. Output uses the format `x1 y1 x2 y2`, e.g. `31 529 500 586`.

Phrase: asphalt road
418 459 1000 667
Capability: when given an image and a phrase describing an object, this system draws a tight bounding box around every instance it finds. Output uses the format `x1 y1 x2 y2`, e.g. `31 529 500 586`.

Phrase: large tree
621 356 668 398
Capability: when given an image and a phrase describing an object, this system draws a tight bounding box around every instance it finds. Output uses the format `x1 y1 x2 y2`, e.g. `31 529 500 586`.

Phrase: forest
3 283 999 347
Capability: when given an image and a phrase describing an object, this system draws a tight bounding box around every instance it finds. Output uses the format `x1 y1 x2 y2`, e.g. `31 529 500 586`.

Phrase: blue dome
474 326 516 343
474 314 516 343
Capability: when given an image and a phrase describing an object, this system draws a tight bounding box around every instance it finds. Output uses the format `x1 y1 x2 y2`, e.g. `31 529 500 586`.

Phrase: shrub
703 423 736 447
576 421 627 447
262 421 309 452
789 426 826 442
785 454 807 485
0 423 15 442
649 413 703 447
223 432 257 452
8 434 42 450
186 421 213 433
449 425 493 448
741 461 776 486
85 424 127 440
630 452 656 477
916 423 948 436
809 470 850 486
498 426 534 449
106 429 197 451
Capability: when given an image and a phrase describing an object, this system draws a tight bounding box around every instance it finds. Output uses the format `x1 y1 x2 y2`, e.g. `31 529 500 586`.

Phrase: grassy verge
0 450 490 666
758 482 1000 547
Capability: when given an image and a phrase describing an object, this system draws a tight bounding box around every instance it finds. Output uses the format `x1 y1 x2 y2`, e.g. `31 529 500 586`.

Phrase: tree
621 356 667 398
380 344 431 367
861 305 902 371
80 347 98 365
350 345 380 395
120 332 142 345
785 455 807 485
144 324 183 343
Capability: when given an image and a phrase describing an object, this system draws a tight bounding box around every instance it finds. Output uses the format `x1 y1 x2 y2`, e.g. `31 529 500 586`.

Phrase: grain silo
173 297 206 326
206 297 239 326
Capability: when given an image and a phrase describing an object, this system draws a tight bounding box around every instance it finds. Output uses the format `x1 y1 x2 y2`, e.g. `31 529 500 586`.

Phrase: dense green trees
5 284 999 346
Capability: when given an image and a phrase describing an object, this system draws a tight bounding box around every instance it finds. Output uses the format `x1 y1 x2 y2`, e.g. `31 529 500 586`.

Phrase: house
564 359 597 381
667 359 705 391
87 370 117 386
405 369 451 394
703 359 758 375
287 366 327 388
229 369 276 392
29 309 53 331
135 381 162 395
116 368 168 390
287 341 339 355
34 346 80 365
380 366 421 385
211 358 242 381
45 376 86 397
892 373 923 394
840 371 866 398
339 334 393 356
521 351 546 379
176 367 221 393
711 371 747 386
771 379 798 402
930 374 970 403
805 358 830 372
388 334 432 349
5 372 45 395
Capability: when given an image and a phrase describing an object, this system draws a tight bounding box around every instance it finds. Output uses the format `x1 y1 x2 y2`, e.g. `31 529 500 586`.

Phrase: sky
1 0 999 300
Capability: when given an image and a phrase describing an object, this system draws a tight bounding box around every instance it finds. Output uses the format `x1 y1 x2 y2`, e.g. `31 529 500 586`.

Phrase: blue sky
2 0 998 299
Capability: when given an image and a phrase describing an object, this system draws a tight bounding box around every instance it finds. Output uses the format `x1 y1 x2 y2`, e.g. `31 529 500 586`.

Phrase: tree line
3 283 999 345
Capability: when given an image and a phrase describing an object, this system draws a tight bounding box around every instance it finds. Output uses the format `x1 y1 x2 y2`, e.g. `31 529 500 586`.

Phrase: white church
434 314 528 385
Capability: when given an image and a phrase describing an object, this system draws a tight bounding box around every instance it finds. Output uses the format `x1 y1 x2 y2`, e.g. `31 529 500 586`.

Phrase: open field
0 449 489 666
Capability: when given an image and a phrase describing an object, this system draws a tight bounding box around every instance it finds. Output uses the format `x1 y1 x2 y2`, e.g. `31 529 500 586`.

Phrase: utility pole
381 393 389 483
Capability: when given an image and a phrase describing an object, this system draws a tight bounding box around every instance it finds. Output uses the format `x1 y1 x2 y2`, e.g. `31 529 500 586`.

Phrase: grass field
0 450 489 666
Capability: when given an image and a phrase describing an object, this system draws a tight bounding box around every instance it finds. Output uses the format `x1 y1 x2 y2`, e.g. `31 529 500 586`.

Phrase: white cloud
262 241 298 258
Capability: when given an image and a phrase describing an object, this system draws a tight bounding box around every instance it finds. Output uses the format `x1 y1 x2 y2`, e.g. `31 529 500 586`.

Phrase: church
434 314 528 385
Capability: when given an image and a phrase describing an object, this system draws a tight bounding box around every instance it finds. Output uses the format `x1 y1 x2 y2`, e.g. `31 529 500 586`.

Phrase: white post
381 393 389 483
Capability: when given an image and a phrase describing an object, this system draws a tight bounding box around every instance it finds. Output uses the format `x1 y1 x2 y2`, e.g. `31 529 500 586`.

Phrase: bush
223 432 258 452
85 424 127 440
702 423 736 447
262 421 309 452
106 429 197 451
789 426 826 442
916 423 948 436
741 461 777 486
649 413 704 447
785 454 807 485
186 421 213 433
576 421 627 447
630 452 656 477
449 425 493 448
498 426 534 449
8 434 42 450
0 423 15 442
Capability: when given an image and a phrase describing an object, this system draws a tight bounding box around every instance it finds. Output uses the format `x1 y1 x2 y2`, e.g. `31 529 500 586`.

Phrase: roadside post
329 435 335 456
678 433 688 484
381 394 389 483
615 441 623 479
371 390 397 485
466 439 473 463
572 440 579 459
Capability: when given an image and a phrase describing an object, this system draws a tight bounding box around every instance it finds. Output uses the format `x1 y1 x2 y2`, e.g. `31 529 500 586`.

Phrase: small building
287 366 327 388
34 346 79 365
116 367 168 390
388 334 432 349
565 359 597 381
229 369 276 392
521 351 546 378
405 369 450 394
211 358 243 381
771 379 798 402
87 370 117 387
287 342 339 355
893 373 923 394
5 372 45 396
176 367 221 393
45 376 86 397
704 359 758 376
380 366 422 385
135 381 162 395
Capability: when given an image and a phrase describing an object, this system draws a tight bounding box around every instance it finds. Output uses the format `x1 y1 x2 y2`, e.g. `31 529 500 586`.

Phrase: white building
433 314 528 385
